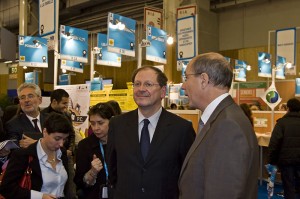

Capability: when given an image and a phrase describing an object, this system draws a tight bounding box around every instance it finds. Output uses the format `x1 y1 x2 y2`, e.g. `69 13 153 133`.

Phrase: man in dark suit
5 83 47 148
107 66 195 199
178 52 259 199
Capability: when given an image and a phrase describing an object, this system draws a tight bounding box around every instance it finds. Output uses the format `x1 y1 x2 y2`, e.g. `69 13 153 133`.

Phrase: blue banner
234 60 247 82
275 56 286 79
296 78 300 97
258 52 272 78
25 72 38 84
146 25 167 64
60 25 88 63
107 12 136 57
97 33 121 67
19 35 48 68
61 60 84 73
91 77 103 91
59 74 70 85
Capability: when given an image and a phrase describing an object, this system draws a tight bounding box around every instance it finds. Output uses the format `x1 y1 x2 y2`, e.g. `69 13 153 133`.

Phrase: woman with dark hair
240 103 254 126
0 112 73 199
74 102 115 199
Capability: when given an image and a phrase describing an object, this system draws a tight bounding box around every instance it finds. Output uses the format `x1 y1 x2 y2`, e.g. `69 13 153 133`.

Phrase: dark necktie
32 118 41 133
140 119 150 161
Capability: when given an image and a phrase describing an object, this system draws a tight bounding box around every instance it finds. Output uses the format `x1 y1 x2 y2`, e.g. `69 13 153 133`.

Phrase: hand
42 193 57 199
91 154 103 174
20 135 37 148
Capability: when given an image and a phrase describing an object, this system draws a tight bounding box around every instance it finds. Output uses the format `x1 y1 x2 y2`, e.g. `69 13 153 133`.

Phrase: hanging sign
19 35 48 68
258 52 272 78
144 7 163 29
60 25 88 63
39 0 56 37
176 16 196 60
61 60 84 73
276 28 296 75
107 12 136 57
146 25 167 64
97 33 121 67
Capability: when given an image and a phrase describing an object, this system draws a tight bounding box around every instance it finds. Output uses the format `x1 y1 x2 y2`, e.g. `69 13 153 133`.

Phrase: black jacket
268 111 300 167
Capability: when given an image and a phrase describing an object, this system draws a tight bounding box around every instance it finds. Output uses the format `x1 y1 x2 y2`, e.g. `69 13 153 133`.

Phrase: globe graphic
266 91 279 103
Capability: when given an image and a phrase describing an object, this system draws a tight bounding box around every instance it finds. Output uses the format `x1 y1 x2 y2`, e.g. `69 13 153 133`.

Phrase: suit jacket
107 108 195 199
74 133 107 198
178 96 259 199
0 142 69 199
4 112 48 142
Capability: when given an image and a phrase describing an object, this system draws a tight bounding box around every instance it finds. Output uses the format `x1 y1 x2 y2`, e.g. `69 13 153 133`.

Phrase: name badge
102 186 108 198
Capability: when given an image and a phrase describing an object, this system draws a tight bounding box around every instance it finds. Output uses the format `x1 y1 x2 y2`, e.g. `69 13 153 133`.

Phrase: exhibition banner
25 71 38 85
144 7 163 29
19 35 48 68
276 28 296 75
39 0 56 37
61 59 84 73
275 56 286 80
107 12 136 57
258 52 272 78
146 25 167 64
60 25 88 63
177 16 196 60
234 60 247 82
55 84 90 132
295 78 300 97
58 74 70 85
91 77 103 91
97 33 121 67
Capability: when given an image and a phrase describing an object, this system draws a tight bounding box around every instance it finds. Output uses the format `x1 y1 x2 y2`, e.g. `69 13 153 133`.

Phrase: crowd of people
0 52 298 199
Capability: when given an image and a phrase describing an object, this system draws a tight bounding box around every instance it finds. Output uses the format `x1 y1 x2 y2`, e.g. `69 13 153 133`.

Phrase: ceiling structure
0 0 269 36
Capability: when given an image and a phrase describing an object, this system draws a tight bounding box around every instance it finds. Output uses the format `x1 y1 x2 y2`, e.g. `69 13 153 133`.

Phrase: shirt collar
26 113 41 122
201 93 229 124
138 107 162 125
36 139 62 163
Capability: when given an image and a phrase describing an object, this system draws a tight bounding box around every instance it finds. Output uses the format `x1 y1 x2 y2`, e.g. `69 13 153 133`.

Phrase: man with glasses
107 66 195 199
178 53 259 199
5 83 48 148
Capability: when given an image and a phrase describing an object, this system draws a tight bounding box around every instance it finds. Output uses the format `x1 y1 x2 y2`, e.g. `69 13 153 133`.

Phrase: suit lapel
20 113 36 131
179 96 234 179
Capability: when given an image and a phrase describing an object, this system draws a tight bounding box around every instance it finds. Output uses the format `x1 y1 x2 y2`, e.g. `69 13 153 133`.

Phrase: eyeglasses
19 94 38 101
182 72 203 82
133 82 160 88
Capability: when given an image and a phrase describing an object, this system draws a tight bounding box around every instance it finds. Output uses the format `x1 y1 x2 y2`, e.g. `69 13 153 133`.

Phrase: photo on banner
97 33 121 67
60 25 88 63
107 12 136 57
19 35 48 68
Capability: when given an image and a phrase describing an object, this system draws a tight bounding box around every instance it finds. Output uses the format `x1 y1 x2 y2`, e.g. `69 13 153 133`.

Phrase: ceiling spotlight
62 69 67 73
23 66 27 69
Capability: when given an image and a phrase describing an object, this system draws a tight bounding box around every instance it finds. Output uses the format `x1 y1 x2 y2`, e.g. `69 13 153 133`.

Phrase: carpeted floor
258 180 284 199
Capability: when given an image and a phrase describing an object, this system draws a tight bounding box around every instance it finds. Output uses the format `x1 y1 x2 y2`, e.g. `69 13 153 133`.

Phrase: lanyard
99 142 108 182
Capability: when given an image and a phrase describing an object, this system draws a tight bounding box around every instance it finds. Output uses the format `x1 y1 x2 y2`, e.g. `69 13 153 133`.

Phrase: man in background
269 98 300 199
179 52 259 199
5 83 48 148
107 66 195 199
